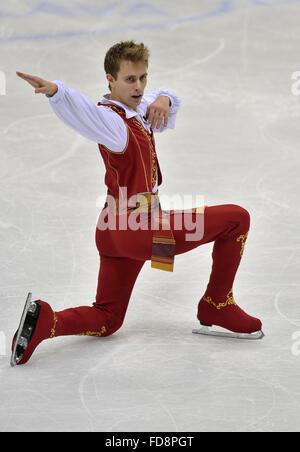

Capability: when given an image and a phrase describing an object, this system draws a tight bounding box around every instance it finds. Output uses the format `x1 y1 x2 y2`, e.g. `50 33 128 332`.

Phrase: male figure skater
11 40 263 366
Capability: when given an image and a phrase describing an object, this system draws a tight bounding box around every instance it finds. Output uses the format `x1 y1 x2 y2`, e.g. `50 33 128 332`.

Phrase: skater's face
106 59 148 111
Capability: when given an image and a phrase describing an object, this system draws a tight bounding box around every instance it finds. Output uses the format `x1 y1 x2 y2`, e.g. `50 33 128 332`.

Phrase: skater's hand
16 71 58 96
146 95 170 129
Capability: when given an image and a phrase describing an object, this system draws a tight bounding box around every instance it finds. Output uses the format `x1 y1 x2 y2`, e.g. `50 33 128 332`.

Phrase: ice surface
1 0 300 432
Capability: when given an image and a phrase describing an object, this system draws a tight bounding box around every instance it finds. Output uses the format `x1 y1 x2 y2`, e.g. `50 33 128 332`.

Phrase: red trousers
53 204 250 338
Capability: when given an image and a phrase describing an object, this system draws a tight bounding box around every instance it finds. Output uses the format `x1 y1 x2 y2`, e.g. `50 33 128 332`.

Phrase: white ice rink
1 0 300 432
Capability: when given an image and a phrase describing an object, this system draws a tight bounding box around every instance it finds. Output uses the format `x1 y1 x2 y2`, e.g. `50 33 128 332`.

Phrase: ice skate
192 323 264 340
193 289 264 340
11 293 56 366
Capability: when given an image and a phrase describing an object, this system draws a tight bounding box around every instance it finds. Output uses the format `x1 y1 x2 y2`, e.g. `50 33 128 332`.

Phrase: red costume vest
97 102 162 200
97 102 176 273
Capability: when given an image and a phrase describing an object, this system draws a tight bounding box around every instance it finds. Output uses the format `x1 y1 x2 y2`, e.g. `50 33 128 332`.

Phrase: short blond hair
104 40 150 91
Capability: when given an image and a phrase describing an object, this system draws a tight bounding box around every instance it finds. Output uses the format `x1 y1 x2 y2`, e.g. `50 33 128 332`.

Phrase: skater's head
104 40 149 111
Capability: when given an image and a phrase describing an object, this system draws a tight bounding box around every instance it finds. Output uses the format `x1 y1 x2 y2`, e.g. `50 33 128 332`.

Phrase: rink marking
1 0 299 42
2 121 85 183
0 0 232 42
2 113 54 135
151 38 226 82
274 291 300 328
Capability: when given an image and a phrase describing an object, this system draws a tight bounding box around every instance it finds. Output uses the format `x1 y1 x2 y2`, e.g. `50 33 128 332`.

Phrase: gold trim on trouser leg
76 326 107 337
236 231 248 257
50 312 58 338
203 289 237 310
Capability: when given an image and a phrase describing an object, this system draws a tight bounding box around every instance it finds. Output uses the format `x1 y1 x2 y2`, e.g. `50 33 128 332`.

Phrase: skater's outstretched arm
16 72 128 152
16 72 58 96
16 72 180 152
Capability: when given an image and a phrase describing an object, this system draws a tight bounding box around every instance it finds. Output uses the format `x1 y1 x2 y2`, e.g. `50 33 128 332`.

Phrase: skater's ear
106 73 117 92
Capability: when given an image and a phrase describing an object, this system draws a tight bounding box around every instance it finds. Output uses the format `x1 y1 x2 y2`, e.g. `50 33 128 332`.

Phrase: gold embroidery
77 326 107 337
50 312 58 338
203 289 237 310
131 117 157 189
126 123 150 192
102 105 125 116
236 232 248 257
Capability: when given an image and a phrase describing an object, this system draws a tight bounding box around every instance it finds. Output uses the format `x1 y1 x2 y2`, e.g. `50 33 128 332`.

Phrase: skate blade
10 292 32 367
192 326 265 340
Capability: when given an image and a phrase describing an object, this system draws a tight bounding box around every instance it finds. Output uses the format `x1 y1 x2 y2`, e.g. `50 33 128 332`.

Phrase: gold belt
104 192 159 214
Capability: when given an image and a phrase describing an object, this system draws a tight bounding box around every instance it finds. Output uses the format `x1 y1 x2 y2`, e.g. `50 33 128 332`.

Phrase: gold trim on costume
236 231 248 257
77 326 107 337
126 123 151 193
131 117 157 190
50 312 58 338
203 289 237 310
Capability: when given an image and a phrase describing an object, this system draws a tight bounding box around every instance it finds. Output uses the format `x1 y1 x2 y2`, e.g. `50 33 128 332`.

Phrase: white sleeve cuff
153 87 181 114
46 80 65 103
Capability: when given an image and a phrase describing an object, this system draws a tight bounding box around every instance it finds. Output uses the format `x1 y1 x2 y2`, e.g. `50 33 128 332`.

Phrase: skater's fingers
158 111 168 129
16 71 27 78
154 111 163 129
16 72 44 88
146 108 154 128
163 111 169 127
150 110 158 129
146 106 160 129
146 98 169 130
16 71 40 82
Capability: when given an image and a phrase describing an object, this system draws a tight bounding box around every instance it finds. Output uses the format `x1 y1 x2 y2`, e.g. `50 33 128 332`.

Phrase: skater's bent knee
239 206 250 230
229 204 250 231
